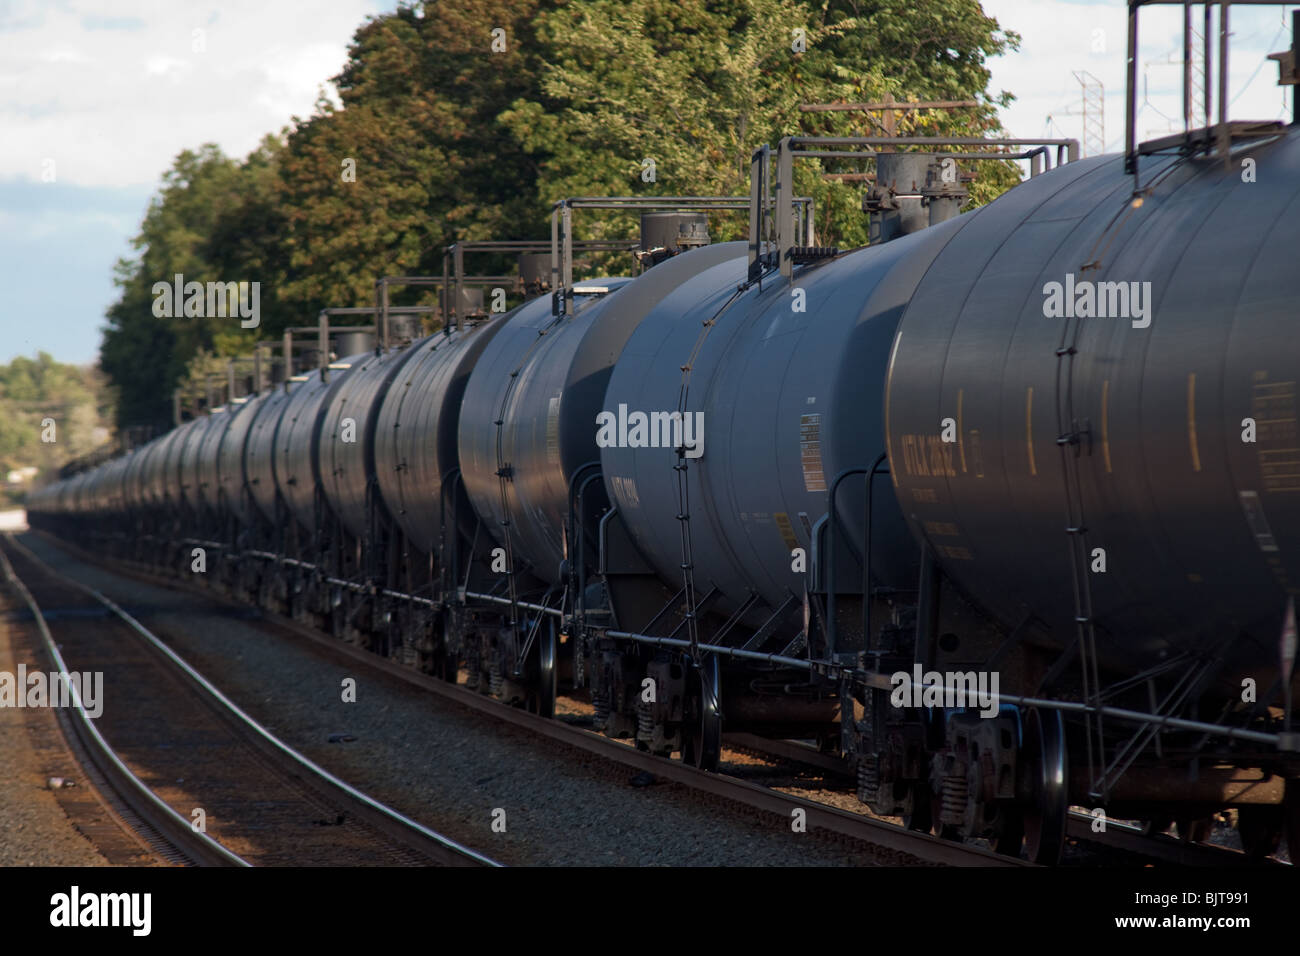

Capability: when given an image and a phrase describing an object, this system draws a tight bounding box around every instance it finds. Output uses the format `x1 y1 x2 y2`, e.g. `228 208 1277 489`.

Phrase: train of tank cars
30 41 1300 867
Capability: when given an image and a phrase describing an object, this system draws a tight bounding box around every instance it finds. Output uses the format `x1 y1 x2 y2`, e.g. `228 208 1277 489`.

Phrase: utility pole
1069 71 1105 157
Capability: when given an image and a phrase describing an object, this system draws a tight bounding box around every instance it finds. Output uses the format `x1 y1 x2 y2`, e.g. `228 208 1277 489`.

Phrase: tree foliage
100 0 1022 429
0 353 112 502
100 143 280 430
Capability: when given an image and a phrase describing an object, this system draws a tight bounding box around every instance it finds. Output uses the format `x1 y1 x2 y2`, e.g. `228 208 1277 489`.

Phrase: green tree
100 0 1027 429
274 2 556 312
100 145 270 429
0 353 113 502
499 0 1021 248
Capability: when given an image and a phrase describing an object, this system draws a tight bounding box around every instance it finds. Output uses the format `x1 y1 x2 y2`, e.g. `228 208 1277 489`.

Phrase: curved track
30 531 1024 867
0 533 499 868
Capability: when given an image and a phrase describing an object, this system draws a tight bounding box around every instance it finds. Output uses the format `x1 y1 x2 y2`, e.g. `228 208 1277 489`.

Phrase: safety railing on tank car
548 196 815 317
441 239 642 332
1123 1 1297 186
751 135 1081 280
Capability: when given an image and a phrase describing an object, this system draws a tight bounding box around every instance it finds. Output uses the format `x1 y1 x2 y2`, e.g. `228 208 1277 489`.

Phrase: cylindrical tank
140 429 175 511
84 461 108 515
374 320 507 553
28 483 48 517
440 287 485 321
243 386 294 525
87 467 103 515
159 421 194 510
601 224 961 629
85 460 106 515
459 243 739 585
518 253 552 293
195 405 240 515
122 443 151 512
177 415 219 512
317 343 424 538
216 393 265 523
884 130 1300 685
64 471 89 516
75 471 91 516
104 456 129 515
273 355 367 533
640 212 710 254
335 331 376 357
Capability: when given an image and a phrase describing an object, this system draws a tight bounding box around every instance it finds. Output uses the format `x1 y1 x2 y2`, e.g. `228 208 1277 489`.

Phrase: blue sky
1 0 1295 368
982 0 1295 146
0 0 390 367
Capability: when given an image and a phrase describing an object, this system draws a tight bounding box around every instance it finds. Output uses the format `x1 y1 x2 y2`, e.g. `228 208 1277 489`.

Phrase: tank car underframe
31 456 1300 864
837 535 1300 863
545 444 1300 860
559 456 850 771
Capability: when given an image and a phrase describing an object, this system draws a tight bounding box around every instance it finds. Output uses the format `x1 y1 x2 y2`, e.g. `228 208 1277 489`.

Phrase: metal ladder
672 284 749 661
492 314 567 637
1053 277 1106 801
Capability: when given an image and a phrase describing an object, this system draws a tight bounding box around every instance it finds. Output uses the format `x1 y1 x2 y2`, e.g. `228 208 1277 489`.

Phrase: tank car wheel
1284 780 1300 863
901 782 933 833
435 613 460 684
329 589 347 639
1139 817 1172 837
525 618 558 718
991 808 1025 857
438 648 459 684
1176 816 1212 844
385 615 404 659
681 654 722 771
1021 708 1068 865
1237 805 1283 859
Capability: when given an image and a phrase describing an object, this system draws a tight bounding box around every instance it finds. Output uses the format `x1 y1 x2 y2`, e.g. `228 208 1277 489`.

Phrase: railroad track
721 725 1290 867
34 529 1293 868
238 599 1023 866
0 533 498 868
25 533 1024 867
1063 812 1287 867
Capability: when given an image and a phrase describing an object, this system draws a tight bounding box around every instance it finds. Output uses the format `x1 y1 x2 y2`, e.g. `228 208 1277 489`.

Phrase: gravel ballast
21 533 895 866
0 587 114 866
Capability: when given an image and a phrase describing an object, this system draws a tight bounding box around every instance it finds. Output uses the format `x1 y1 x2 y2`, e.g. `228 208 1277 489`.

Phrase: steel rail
227 546 1290 747
5 534 501 868
253 595 1028 867
71 535 1295 867
0 534 249 867
30 535 1026 867
1064 810 1289 867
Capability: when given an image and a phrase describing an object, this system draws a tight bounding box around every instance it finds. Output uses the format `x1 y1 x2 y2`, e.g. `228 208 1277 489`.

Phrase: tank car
26 121 1300 866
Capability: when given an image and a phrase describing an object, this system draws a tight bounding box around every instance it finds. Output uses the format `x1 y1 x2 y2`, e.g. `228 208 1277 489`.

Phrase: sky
0 0 1295 368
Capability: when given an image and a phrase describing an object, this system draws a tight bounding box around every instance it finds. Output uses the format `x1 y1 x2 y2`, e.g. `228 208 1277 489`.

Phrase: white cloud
0 0 385 188
982 0 1294 154
143 54 191 78
0 0 391 366
41 48 90 64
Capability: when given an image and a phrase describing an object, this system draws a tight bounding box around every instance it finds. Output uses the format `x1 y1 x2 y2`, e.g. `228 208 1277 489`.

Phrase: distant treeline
0 353 113 503
102 0 1021 430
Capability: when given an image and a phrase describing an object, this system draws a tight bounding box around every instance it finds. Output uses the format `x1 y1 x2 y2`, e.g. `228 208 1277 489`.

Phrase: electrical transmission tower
1071 71 1105 157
